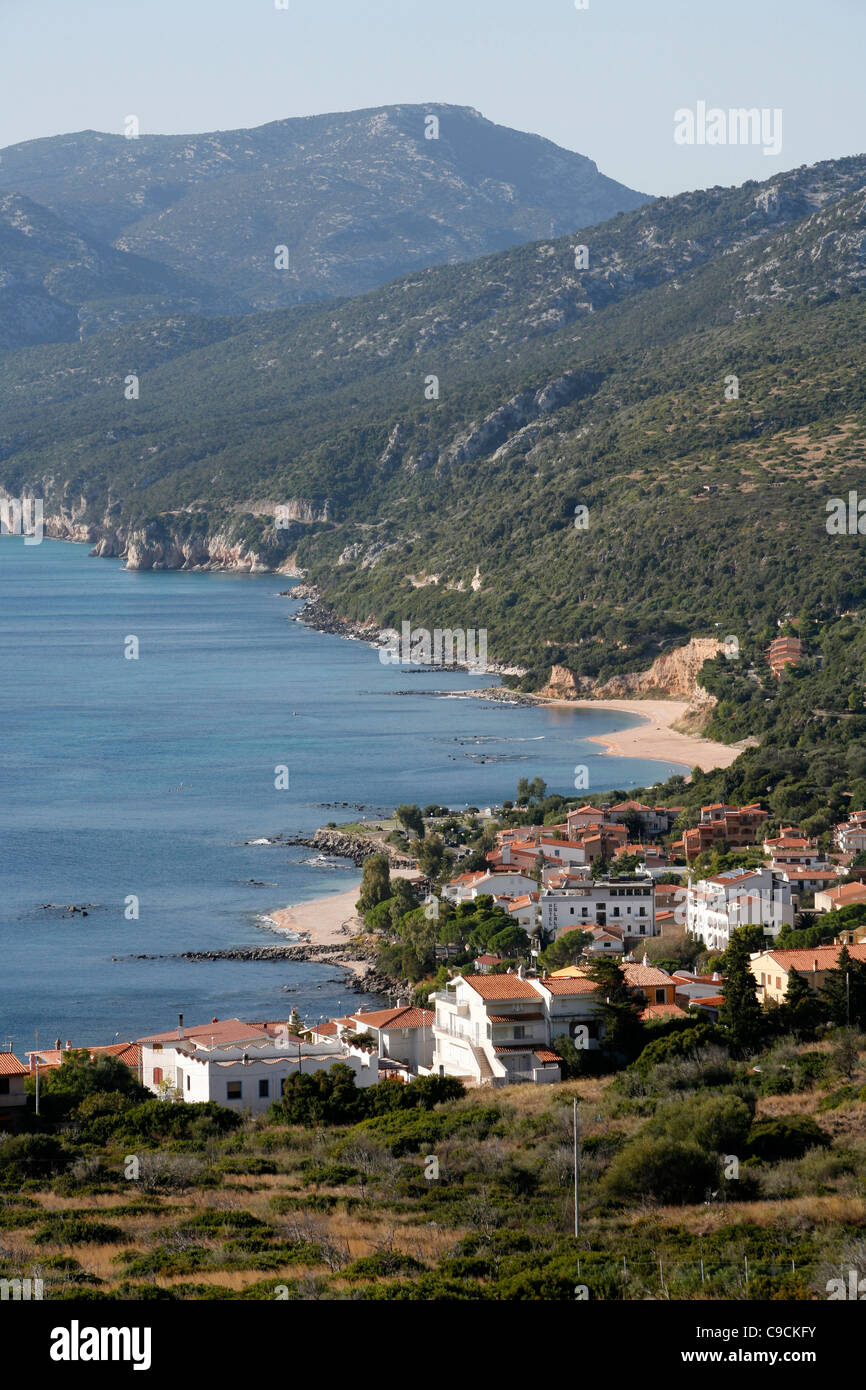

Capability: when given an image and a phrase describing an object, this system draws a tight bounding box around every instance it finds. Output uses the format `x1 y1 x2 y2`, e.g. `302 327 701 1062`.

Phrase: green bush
648 1092 753 1154
34 1218 127 1246
747 1116 830 1162
601 1134 719 1205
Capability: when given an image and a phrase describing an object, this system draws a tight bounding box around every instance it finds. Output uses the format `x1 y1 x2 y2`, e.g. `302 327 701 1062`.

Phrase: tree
586 956 644 1061
539 929 592 971
780 967 827 1039
412 833 449 881
396 804 425 839
487 924 530 957
388 878 418 929
357 853 391 913
819 946 866 1028
28 1048 148 1121
718 928 764 1053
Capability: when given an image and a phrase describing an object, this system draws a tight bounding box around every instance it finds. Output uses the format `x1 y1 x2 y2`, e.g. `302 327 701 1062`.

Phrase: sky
1 0 864 196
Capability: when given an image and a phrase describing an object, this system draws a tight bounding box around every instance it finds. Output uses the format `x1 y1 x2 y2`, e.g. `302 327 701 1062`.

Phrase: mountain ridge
0 104 649 334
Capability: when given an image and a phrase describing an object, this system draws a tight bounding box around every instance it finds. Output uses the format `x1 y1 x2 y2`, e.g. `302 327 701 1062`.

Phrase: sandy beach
266 867 421 975
268 887 363 948
264 701 740 965
556 697 744 774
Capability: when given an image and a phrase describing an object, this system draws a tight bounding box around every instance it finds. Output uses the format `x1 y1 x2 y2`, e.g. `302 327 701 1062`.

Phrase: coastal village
5 793 866 1119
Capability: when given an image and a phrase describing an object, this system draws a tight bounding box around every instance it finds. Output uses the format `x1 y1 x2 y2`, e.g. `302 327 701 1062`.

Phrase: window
227 1081 242 1100
152 1067 163 1085
655 989 666 1004
513 1026 525 1040
0 1078 9 1095
186 1075 191 1091
259 1079 269 1098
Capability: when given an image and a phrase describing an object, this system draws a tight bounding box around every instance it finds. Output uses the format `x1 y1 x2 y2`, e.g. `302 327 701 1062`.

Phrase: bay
0 538 686 1049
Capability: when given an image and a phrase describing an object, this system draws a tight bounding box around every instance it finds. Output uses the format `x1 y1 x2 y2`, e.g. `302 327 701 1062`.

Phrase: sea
0 538 688 1050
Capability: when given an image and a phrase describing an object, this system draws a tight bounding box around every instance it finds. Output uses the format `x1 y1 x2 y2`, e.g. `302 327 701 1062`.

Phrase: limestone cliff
541 638 725 704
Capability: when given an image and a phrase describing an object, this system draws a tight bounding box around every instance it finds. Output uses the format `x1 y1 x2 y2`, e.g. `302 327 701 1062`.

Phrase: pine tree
820 945 852 1026
718 928 764 1053
587 956 644 1061
781 967 826 1039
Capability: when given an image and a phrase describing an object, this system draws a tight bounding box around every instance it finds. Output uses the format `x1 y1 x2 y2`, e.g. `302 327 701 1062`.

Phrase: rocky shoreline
248 826 414 868
121 940 392 999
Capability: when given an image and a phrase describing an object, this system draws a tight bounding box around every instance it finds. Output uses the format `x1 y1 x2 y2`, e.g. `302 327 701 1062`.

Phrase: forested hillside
2 151 866 806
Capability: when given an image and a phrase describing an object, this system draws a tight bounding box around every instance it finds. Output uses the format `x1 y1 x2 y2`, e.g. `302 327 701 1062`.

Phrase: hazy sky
2 0 864 196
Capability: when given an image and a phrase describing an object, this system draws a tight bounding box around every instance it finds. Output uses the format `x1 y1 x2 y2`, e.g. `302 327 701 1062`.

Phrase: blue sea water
0 538 687 1050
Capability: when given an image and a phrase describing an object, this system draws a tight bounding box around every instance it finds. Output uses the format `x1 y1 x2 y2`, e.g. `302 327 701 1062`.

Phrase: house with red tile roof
834 810 866 856
442 869 538 905
342 1005 434 1072
767 635 803 678
430 955 681 1085
814 881 866 914
750 944 866 1004
0 1051 29 1128
430 971 564 1085
675 803 768 860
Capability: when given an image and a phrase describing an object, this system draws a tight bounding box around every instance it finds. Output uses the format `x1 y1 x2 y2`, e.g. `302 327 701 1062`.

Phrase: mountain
0 105 649 319
2 150 866 818
0 191 247 350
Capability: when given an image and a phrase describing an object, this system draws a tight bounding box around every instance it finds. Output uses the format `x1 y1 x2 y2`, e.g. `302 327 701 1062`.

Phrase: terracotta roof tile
465 975 540 1000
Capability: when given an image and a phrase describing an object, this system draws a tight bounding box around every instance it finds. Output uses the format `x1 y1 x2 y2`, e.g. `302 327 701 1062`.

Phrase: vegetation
1 1030 863 1301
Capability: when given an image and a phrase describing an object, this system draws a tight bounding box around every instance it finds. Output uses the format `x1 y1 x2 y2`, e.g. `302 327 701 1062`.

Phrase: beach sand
266 867 420 973
268 887 362 947
265 703 739 968
557 697 743 773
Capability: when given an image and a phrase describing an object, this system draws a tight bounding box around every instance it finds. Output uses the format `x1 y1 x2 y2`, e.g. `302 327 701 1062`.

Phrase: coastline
265 868 420 981
542 696 743 774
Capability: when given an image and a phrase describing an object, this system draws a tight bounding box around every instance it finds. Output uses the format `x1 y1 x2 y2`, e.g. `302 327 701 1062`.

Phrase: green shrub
648 1092 753 1153
747 1116 830 1162
601 1134 719 1205
817 1085 861 1112
344 1250 426 1279
34 1218 127 1246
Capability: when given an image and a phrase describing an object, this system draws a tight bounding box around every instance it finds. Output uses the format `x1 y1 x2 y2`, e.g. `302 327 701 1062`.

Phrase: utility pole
573 1096 580 1239
34 1056 40 1116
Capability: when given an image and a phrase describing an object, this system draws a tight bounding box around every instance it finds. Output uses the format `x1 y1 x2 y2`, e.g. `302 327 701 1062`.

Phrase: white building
442 869 538 905
540 875 655 939
430 968 608 1086
337 1006 434 1073
834 811 866 855
139 1016 378 1113
430 974 563 1085
686 869 794 953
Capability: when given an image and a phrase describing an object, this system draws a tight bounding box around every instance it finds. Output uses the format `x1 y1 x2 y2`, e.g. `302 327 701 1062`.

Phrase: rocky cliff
541 638 726 703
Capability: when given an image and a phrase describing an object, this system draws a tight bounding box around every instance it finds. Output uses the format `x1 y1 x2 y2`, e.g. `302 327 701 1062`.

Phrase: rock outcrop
540 638 726 702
